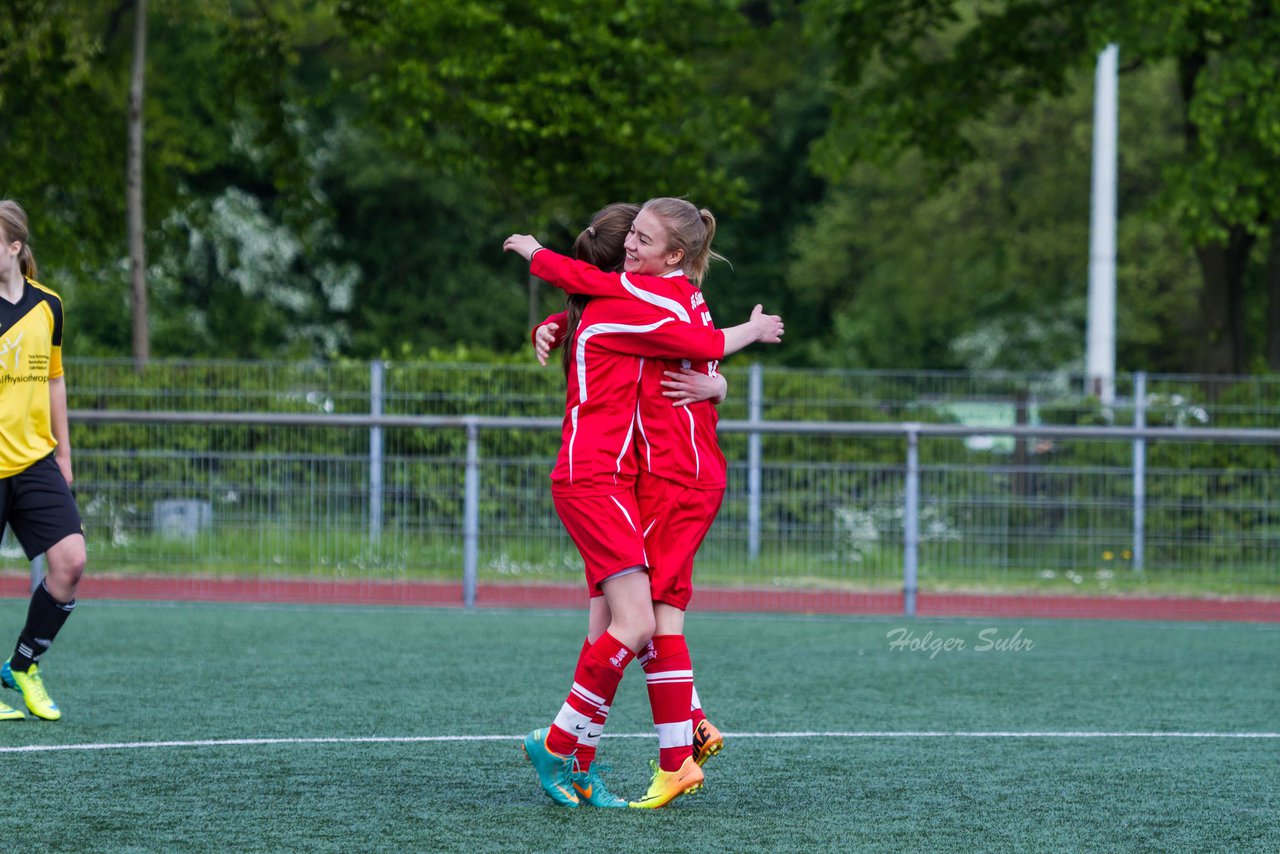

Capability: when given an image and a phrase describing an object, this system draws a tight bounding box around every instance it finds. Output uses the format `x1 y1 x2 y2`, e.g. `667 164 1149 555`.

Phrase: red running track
2 573 1277 622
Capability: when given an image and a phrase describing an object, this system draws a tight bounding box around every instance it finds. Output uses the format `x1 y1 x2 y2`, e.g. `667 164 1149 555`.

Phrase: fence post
369 360 384 546
30 553 45 595
1132 371 1146 573
462 419 480 609
903 425 920 617
747 363 763 560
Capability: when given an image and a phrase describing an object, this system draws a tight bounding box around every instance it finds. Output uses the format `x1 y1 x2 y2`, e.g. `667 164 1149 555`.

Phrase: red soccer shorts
636 475 725 610
553 489 649 596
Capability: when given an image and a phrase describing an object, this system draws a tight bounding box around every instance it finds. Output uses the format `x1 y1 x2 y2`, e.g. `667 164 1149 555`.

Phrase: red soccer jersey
633 286 726 490
532 250 728 489
549 295 643 493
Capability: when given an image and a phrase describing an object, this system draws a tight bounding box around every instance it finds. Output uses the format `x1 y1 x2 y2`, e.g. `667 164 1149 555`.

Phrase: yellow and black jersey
0 277 64 477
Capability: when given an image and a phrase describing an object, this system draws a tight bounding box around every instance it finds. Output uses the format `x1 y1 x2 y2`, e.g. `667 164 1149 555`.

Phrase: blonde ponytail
640 197 726 284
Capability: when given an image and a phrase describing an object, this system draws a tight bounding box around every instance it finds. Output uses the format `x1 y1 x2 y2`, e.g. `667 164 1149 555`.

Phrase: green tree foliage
0 0 129 343
336 0 753 227
328 0 762 350
789 56 1200 371
4 0 1277 376
321 131 526 357
143 1 358 358
810 0 1280 373
702 2 834 363
0 0 357 357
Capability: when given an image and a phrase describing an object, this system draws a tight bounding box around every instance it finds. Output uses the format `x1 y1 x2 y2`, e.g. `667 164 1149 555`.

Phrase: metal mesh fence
68 358 1280 426
6 359 1274 616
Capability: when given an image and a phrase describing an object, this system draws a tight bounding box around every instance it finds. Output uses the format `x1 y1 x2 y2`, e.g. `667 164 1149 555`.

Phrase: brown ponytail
560 202 641 374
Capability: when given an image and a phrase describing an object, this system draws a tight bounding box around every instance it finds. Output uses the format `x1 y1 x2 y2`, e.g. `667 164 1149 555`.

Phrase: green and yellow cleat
521 728 579 807
629 757 704 809
692 718 723 766
0 699 25 721
572 764 629 808
1 659 60 721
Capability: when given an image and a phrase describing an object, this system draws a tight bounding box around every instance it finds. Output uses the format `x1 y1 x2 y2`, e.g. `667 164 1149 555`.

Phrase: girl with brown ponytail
506 198 784 808
0 200 87 723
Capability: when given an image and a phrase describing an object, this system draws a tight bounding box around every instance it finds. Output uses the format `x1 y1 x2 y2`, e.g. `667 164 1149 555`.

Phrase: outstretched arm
583 299 783 362
503 234 544 261
506 236 784 360
504 237 688 304
719 305 785 356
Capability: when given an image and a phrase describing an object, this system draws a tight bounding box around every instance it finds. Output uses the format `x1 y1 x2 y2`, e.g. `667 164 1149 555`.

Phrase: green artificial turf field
0 601 1275 852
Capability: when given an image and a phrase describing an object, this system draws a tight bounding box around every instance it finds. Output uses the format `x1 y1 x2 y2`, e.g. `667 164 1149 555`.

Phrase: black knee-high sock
11 581 75 672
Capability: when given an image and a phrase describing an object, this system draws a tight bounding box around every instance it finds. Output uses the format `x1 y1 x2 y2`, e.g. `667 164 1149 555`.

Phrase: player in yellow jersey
0 200 87 721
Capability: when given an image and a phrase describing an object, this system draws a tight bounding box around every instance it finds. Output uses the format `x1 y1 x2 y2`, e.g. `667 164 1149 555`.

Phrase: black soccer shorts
0 453 84 559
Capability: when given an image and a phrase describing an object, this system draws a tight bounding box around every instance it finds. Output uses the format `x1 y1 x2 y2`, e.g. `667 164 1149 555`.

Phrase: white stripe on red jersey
532 251 728 491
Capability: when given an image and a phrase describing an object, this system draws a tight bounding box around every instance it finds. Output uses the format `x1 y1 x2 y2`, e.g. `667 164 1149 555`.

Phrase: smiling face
623 208 684 276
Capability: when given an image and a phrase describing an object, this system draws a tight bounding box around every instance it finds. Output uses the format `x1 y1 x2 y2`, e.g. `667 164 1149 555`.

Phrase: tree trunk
1268 223 1280 370
1176 48 1256 376
1012 386 1029 497
527 274 541 332
1193 227 1253 375
127 0 149 371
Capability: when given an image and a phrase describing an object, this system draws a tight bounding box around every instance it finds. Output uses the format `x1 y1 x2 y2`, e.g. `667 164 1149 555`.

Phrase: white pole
1132 371 1146 573
902 427 920 618
462 420 480 609
369 359 384 546
747 363 763 560
1086 43 1118 405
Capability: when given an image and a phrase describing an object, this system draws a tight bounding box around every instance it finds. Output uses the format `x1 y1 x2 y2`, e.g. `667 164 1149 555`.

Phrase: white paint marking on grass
0 735 511 753
722 731 1280 739
1 730 1277 754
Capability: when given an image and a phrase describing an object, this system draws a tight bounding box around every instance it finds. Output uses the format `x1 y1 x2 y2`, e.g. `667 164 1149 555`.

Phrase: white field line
1 730 1277 754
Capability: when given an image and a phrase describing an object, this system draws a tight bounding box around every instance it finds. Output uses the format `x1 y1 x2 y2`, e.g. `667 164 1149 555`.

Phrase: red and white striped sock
574 702 610 772
642 634 694 771
547 632 634 757
570 639 611 771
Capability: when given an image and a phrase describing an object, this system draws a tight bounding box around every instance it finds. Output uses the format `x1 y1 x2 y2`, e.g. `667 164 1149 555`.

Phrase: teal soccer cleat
521 728 579 807
572 764 629 808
